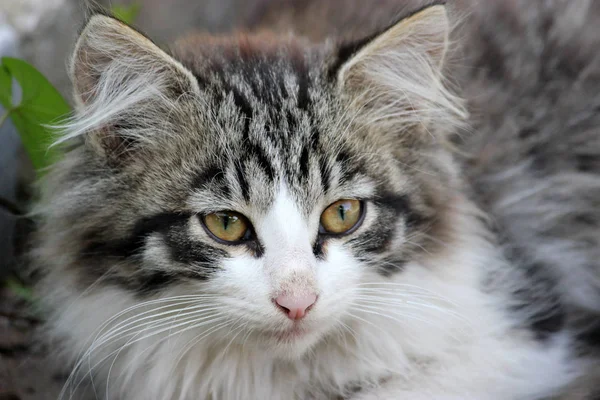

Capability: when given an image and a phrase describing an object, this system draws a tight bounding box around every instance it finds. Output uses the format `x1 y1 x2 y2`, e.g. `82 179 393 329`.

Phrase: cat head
39 2 466 359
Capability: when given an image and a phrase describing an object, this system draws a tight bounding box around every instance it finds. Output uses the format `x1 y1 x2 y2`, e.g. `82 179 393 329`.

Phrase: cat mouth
272 325 309 342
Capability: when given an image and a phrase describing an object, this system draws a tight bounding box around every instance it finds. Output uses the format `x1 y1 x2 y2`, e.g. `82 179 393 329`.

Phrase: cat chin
254 328 327 360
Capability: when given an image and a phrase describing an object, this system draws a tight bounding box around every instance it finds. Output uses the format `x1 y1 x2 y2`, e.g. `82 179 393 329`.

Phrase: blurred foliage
112 3 142 25
0 57 70 172
5 277 35 303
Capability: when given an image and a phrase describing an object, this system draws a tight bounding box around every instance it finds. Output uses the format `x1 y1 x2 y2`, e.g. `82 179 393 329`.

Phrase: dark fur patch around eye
345 193 430 275
82 213 191 259
349 227 396 258
79 212 226 294
375 193 426 229
575 318 600 353
313 237 326 259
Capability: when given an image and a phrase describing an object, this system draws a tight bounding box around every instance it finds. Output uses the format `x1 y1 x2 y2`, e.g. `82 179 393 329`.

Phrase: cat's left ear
332 3 465 134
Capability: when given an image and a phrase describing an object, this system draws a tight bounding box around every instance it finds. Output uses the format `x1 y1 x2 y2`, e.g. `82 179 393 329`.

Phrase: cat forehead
172 33 336 146
166 36 371 212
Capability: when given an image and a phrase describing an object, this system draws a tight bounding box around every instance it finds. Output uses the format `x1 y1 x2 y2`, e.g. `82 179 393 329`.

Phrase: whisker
352 296 468 322
73 314 228 399
352 304 438 327
85 295 224 355
91 304 228 353
120 315 230 377
172 319 234 369
62 311 226 399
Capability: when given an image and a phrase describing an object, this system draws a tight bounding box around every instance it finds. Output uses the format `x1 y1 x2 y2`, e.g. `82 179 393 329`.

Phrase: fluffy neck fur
47 194 577 400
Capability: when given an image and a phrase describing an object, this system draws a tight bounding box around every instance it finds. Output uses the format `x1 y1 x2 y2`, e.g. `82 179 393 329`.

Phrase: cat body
32 1 600 399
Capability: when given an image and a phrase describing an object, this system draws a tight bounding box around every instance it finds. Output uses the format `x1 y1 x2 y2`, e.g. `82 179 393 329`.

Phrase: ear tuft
62 14 199 161
334 4 465 136
71 15 197 105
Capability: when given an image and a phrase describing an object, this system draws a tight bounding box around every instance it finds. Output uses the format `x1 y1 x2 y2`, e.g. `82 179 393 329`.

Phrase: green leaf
5 277 34 303
112 3 141 25
1 57 71 172
0 64 11 109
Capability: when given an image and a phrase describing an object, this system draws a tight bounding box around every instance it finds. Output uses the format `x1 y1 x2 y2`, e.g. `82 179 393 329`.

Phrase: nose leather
275 293 317 320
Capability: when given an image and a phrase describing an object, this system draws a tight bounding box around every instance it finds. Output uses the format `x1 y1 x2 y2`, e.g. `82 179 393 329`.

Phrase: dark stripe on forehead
336 150 363 184
192 164 231 198
296 59 310 111
299 145 310 181
246 142 276 182
309 126 319 150
319 156 331 193
221 82 254 138
231 88 253 118
284 109 298 131
235 162 251 201
193 164 223 187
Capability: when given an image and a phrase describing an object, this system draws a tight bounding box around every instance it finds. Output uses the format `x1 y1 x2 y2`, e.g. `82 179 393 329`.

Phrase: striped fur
30 2 600 399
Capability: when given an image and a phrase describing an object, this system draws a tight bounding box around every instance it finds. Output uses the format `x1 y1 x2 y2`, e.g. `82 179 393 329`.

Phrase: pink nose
275 293 317 320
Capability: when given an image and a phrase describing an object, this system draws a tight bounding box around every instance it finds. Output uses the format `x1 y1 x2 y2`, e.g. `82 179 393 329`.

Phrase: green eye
319 199 364 235
203 211 251 243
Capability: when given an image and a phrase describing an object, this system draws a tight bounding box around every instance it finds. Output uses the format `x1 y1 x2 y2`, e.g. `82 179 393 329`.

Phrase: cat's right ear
66 15 199 159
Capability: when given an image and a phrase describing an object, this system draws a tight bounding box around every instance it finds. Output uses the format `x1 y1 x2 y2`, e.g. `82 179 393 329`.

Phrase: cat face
39 4 465 360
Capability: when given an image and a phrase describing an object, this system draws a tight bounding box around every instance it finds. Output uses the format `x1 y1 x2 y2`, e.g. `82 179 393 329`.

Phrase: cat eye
319 199 364 235
202 211 252 243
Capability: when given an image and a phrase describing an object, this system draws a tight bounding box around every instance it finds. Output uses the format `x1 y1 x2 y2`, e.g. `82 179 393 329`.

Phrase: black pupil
222 214 236 230
338 204 346 220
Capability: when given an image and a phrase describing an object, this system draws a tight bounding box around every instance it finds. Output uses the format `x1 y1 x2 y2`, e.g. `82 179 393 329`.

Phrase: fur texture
31 1 600 399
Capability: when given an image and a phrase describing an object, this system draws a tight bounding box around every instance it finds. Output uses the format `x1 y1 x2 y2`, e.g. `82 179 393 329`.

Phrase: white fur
48 187 583 400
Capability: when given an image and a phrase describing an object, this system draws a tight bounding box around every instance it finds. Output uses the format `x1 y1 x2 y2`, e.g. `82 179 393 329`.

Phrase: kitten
31 1 600 399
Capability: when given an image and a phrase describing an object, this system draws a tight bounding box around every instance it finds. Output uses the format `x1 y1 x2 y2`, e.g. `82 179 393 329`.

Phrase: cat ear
66 14 199 159
333 3 465 136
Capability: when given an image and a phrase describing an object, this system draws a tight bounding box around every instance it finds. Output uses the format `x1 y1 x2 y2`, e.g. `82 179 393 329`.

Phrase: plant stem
0 108 12 128
0 109 24 217
0 197 23 216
